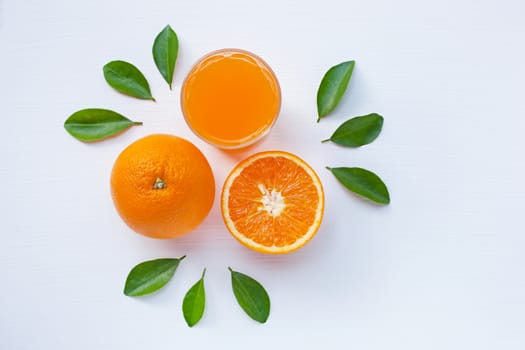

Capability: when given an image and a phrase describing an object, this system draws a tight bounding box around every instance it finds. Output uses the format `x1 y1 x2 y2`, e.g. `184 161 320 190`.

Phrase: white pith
257 183 286 216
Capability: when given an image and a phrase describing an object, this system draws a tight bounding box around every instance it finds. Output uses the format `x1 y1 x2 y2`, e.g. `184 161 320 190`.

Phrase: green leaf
152 25 179 90
317 60 355 121
124 256 185 297
322 113 383 147
64 108 142 142
103 60 155 101
229 267 270 323
182 269 206 327
327 167 390 204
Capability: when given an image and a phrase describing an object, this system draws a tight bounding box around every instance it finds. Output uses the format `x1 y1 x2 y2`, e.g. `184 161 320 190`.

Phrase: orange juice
181 49 281 149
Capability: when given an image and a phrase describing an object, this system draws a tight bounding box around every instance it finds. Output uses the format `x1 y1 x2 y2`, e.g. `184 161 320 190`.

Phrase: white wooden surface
1 0 524 348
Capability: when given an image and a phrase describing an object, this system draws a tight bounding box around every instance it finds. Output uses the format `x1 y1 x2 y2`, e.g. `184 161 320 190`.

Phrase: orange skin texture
111 134 215 239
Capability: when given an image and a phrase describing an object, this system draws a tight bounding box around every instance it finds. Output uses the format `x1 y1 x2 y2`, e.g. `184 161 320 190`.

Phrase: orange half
221 151 324 254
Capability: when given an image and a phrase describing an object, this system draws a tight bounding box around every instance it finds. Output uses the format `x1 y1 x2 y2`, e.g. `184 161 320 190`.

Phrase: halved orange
221 151 324 254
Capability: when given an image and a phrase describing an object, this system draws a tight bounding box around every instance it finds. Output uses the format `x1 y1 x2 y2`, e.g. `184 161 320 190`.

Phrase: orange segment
221 151 324 254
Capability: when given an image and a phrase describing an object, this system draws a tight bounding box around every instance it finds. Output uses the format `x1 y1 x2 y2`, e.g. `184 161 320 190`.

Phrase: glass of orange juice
181 49 281 149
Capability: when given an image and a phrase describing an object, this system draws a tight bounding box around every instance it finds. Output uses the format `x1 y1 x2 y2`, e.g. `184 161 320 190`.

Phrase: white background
1 0 524 348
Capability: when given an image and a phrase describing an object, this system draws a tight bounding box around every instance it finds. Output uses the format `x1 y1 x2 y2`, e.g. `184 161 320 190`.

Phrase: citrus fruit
111 134 215 239
221 151 324 254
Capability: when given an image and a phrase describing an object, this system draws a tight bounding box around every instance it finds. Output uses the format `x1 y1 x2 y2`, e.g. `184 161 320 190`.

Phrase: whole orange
110 134 215 239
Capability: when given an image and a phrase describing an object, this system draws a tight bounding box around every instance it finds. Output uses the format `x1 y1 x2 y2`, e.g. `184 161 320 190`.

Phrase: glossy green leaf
152 25 179 89
182 269 206 327
64 108 142 142
103 60 155 101
327 167 390 204
322 113 383 147
229 267 270 323
124 256 185 297
317 60 355 121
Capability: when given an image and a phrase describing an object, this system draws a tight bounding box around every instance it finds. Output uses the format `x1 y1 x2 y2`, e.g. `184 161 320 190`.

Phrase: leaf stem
325 166 332 171
228 266 233 272
321 138 330 143
201 268 206 278
179 255 187 261
133 121 143 125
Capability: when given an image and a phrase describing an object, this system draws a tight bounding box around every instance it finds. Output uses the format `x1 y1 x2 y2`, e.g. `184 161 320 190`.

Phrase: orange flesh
225 155 322 249
181 50 280 148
